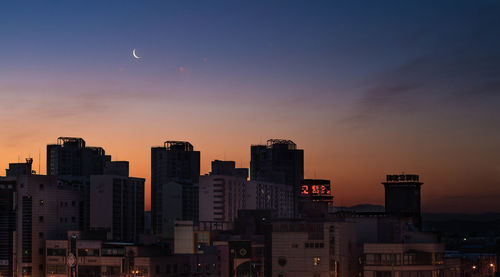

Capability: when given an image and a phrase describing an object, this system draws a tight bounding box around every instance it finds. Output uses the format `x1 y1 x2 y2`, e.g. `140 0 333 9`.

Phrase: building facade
15 175 81 277
151 141 200 237
90 175 145 242
199 175 293 223
250 139 304 216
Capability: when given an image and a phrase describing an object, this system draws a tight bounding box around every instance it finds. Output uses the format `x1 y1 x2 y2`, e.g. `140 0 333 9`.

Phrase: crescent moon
132 49 140 59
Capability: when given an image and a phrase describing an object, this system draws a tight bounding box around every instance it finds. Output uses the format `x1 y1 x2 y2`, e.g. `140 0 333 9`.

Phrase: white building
272 220 360 277
199 175 293 223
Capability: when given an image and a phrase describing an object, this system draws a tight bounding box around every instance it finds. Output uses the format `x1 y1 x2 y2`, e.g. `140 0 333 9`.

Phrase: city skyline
2 0 500 213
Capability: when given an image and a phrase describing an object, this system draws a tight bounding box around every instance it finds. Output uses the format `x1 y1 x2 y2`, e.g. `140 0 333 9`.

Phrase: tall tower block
382 174 423 229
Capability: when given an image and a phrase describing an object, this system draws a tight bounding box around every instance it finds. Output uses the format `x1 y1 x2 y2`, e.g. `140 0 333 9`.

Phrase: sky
1 0 499 213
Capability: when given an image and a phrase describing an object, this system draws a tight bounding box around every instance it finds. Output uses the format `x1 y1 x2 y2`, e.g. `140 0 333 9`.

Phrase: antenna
39 148 41 175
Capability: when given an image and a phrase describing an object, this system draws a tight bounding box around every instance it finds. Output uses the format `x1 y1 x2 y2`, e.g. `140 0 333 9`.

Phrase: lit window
313 257 320 266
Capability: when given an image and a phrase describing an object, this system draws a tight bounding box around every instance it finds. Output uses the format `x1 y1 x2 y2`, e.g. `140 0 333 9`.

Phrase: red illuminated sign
301 185 331 196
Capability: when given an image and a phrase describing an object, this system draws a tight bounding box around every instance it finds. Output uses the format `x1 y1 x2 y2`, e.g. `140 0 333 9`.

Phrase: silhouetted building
46 137 132 232
382 174 423 229
103 155 129 176
151 141 200 237
0 178 16 277
90 175 145 242
250 139 304 216
298 179 334 219
211 160 248 179
47 137 106 177
6 158 33 177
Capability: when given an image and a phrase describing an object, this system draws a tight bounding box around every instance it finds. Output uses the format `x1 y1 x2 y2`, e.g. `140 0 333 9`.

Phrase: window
71 201 75 207
77 248 99 256
39 200 44 206
156 265 160 274
278 256 287 267
39 248 44 255
47 248 66 256
39 183 44 190
71 216 75 223
39 264 44 272
39 216 44 222
166 264 171 273
313 257 320 266
38 232 44 238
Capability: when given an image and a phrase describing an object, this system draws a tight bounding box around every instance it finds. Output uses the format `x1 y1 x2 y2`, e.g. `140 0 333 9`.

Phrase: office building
151 141 200 236
90 175 145 242
250 139 304 216
199 175 293 223
382 174 423 229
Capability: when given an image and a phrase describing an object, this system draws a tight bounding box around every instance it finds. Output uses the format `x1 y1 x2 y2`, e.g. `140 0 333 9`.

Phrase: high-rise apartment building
46 137 106 177
14 175 80 277
199 175 293 223
90 175 145 242
46 137 131 232
151 141 200 236
250 139 304 216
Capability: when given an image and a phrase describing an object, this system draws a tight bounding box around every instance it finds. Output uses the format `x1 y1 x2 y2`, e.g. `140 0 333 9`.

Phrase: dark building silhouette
90 175 145 242
298 179 333 219
151 141 200 236
46 137 106 176
103 155 129 176
6 158 33 177
0 178 16 277
210 160 248 179
382 174 423 228
46 137 131 232
250 139 304 216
